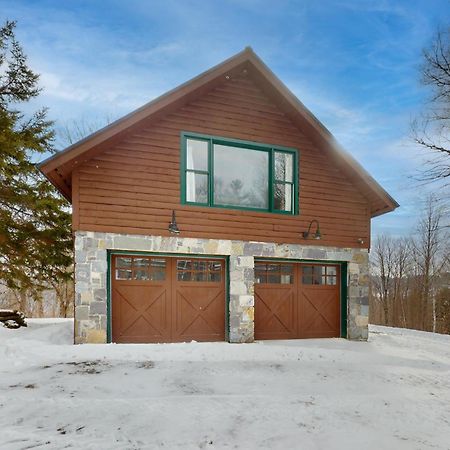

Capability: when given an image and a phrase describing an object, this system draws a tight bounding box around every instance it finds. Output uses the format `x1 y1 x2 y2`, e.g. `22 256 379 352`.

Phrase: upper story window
181 132 298 214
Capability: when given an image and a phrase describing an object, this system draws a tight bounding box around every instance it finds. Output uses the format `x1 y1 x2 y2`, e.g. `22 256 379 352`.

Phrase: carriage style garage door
254 262 341 339
111 255 226 343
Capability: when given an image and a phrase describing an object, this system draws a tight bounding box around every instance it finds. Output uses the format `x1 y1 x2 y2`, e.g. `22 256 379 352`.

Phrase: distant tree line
372 26 450 335
371 27 450 335
370 196 450 334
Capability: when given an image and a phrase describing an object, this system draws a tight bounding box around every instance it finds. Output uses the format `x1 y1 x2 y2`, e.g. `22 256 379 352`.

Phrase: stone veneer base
74 231 369 344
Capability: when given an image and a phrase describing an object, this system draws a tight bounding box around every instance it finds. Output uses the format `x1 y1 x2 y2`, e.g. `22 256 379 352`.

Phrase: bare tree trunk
51 279 74 318
382 299 389 326
18 290 27 314
432 296 437 333
36 294 44 318
399 295 407 328
413 195 445 331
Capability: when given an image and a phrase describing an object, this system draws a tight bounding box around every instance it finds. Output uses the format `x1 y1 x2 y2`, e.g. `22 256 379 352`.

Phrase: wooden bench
0 310 27 329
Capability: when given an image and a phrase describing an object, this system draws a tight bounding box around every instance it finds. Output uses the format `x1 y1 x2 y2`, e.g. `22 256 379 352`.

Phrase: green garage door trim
254 258 348 338
107 250 229 343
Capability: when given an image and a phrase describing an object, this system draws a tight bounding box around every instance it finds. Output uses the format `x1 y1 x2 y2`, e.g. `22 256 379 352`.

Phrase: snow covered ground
1 320 449 450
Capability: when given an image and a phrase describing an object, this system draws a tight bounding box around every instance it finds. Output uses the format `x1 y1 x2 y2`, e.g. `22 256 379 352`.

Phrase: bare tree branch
413 28 450 183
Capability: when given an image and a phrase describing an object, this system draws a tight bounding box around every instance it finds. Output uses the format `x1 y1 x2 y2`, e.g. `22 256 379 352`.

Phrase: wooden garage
39 48 398 344
254 261 342 339
111 254 226 343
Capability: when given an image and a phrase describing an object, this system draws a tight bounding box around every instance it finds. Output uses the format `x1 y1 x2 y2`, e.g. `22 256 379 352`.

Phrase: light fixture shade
168 210 180 234
302 219 321 240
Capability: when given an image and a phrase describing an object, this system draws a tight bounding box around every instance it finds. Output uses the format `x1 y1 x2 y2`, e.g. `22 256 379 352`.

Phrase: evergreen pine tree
0 20 72 312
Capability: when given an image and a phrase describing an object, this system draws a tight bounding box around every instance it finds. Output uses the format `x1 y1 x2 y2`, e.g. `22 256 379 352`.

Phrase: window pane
313 266 324 284
133 258 150 268
150 259 166 281
327 266 337 276
192 260 207 271
280 265 294 284
313 266 324 277
255 262 266 284
208 272 221 282
151 259 166 269
134 269 149 280
194 272 207 282
187 139 208 171
186 172 208 203
327 276 337 285
274 183 292 212
116 269 132 280
177 260 191 270
176 259 223 283
116 257 132 268
177 271 191 281
268 273 281 283
208 261 222 272
255 273 266 284
213 144 269 209
281 264 293 274
255 262 267 272
280 275 293 284
303 266 315 284
274 152 293 182
150 270 165 281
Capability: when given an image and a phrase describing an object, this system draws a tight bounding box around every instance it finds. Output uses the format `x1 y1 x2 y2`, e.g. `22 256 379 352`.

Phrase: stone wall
74 231 369 344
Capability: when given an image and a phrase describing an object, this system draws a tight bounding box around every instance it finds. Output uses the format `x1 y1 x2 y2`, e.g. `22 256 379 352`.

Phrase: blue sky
2 0 449 237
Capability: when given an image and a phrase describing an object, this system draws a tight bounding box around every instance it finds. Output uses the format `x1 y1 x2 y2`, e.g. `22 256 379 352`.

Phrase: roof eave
39 47 254 175
37 164 72 202
244 51 399 216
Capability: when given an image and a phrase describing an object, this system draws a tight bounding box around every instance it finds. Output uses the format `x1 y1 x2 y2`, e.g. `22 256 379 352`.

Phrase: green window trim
180 131 299 215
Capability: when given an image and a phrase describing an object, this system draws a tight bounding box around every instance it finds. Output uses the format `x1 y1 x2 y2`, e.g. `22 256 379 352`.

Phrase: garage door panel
176 313 222 341
254 287 297 339
255 262 341 340
122 316 162 341
112 283 171 343
300 290 340 338
174 283 225 342
112 255 225 343
300 265 340 338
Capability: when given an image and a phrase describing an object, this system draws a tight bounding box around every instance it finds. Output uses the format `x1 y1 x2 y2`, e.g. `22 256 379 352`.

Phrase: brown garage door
111 255 225 343
254 262 341 339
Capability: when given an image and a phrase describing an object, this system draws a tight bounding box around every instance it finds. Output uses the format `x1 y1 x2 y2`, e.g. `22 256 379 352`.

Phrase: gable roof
39 47 398 217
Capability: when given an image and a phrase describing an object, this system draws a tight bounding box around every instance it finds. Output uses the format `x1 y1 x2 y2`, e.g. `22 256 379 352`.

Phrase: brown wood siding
74 74 370 248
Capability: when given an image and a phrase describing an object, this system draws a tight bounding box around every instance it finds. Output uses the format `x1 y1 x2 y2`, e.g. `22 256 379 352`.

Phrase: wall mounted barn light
168 210 180 234
302 220 321 240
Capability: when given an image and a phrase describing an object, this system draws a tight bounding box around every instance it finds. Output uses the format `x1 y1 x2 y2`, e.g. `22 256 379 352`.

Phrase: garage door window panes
115 257 132 280
255 263 293 284
176 259 222 282
302 265 337 285
115 256 166 281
